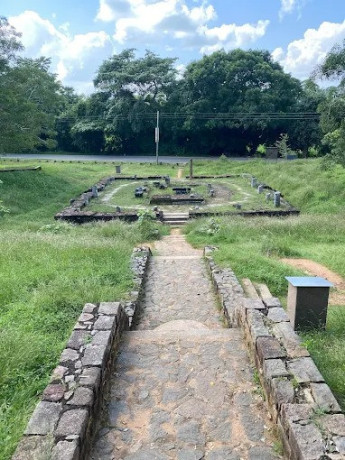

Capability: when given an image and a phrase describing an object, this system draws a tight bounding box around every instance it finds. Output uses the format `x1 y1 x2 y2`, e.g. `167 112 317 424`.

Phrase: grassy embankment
185 158 345 409
0 159 168 459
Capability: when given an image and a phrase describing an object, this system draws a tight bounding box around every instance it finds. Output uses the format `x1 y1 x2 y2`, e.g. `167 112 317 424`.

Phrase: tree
167 49 304 155
0 19 65 152
93 49 177 154
0 57 65 152
316 40 345 165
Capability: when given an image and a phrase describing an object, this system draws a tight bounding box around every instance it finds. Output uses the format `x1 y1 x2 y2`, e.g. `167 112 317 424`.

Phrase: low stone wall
204 247 345 459
0 166 41 173
55 175 165 223
12 246 151 460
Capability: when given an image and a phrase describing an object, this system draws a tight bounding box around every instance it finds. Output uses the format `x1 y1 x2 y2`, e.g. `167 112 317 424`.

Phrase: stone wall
204 247 345 459
12 247 151 460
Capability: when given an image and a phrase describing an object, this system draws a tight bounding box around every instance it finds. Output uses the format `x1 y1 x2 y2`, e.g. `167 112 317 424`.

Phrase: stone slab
272 322 310 358
52 440 80 460
13 436 54 460
310 383 341 413
55 408 88 439
25 401 62 435
288 357 325 384
99 302 121 315
263 359 290 380
67 387 94 407
267 307 290 323
94 315 116 331
256 336 286 363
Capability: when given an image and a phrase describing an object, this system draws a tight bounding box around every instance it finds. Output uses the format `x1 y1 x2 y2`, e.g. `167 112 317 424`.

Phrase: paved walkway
89 231 281 460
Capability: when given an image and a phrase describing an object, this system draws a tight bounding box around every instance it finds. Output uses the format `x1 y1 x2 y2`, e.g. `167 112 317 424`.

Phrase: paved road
0 153 248 163
89 232 281 460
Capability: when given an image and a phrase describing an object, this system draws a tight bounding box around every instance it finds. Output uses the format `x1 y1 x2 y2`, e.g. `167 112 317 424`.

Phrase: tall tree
169 49 304 155
93 49 177 153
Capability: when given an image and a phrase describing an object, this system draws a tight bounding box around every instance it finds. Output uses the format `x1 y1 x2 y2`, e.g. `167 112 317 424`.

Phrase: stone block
272 322 310 358
99 302 121 315
246 309 270 342
67 330 91 350
13 436 54 460
94 315 116 331
281 404 325 459
60 348 79 365
67 386 94 407
55 408 88 439
83 303 97 314
77 312 94 323
82 344 107 367
25 401 62 435
43 384 65 402
288 357 324 384
319 414 345 436
271 378 295 407
262 297 282 309
92 330 112 348
79 367 101 388
51 365 68 383
267 307 290 323
263 359 290 380
52 440 80 460
243 298 266 311
310 383 341 413
256 336 286 364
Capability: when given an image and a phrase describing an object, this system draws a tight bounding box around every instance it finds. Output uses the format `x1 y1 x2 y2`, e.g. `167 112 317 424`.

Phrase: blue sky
2 0 345 93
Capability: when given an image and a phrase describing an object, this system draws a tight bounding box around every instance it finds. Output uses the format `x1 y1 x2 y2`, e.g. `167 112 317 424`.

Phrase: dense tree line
0 17 344 159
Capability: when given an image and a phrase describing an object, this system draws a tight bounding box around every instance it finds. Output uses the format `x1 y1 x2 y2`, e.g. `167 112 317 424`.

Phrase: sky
2 0 345 94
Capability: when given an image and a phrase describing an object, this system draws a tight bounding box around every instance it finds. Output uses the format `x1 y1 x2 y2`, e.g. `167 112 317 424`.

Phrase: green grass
0 160 168 459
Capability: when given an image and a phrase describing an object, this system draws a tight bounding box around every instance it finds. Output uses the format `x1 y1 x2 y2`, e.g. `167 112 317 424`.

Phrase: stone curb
204 247 345 459
12 246 152 460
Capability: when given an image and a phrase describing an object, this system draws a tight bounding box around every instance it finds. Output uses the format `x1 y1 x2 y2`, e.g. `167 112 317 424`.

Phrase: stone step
124 326 243 344
163 220 188 225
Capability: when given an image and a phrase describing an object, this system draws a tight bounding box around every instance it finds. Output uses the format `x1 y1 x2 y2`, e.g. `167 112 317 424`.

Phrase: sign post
155 111 160 165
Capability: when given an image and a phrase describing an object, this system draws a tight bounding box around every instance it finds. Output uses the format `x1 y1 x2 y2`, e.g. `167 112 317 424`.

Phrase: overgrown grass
192 157 345 213
0 160 168 459
185 213 345 408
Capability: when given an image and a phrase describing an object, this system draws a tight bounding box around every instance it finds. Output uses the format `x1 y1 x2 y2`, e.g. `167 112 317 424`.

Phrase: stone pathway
89 231 281 460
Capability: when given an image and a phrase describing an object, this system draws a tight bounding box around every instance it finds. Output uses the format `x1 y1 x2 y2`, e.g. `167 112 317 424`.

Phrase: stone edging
0 166 41 173
204 247 345 459
12 246 151 460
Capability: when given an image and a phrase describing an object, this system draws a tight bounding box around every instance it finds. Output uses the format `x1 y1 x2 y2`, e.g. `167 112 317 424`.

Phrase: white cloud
9 10 113 94
279 0 306 20
272 20 345 80
96 0 269 53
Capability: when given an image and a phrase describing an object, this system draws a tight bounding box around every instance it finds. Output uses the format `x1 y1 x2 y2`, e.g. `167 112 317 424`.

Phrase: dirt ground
281 258 345 305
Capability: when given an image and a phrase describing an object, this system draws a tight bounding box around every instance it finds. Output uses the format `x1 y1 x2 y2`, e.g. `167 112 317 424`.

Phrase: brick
288 357 324 384
25 401 62 435
256 336 286 364
55 408 88 439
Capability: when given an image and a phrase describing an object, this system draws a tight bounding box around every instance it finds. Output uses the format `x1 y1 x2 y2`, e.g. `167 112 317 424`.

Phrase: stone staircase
161 211 189 226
